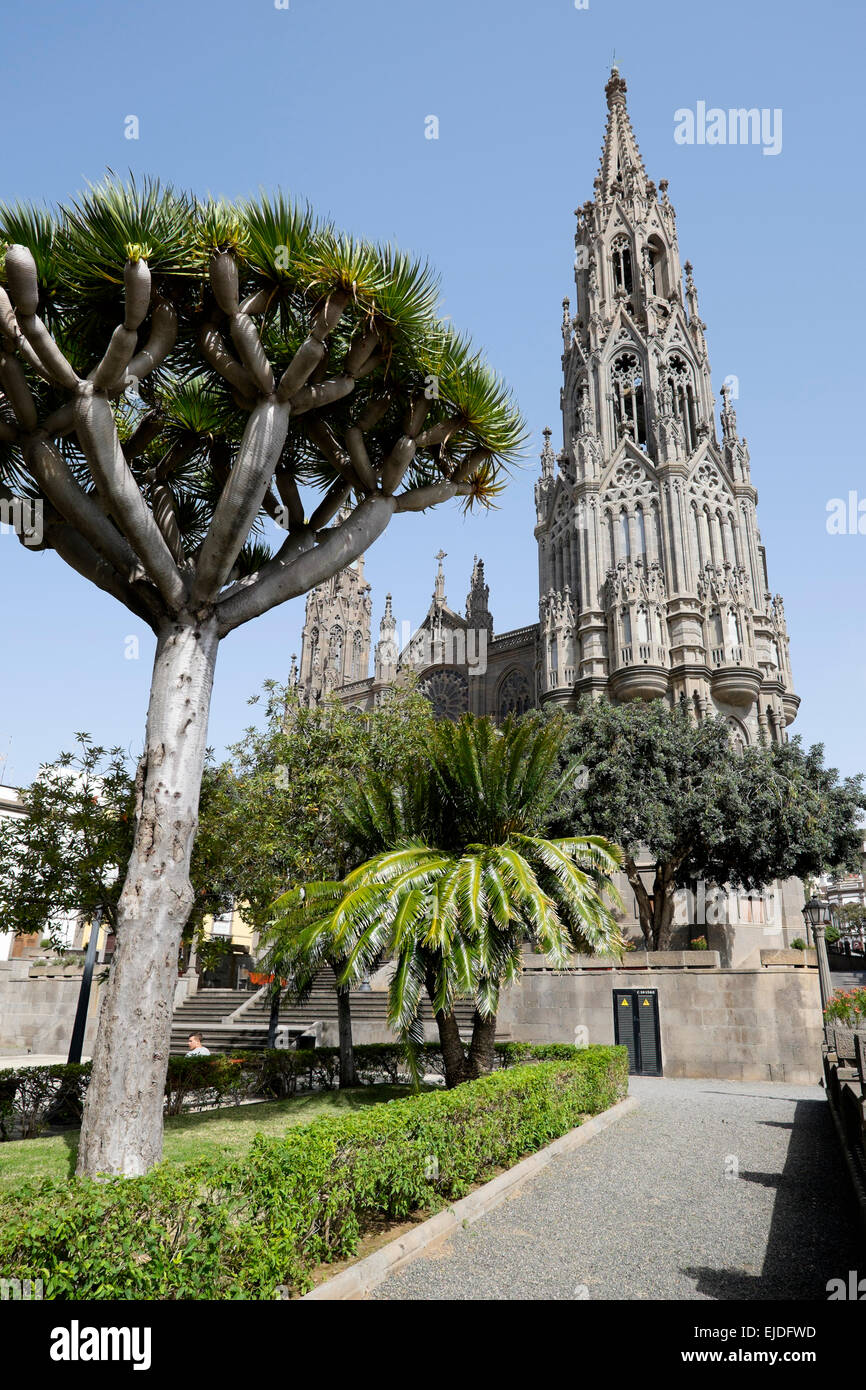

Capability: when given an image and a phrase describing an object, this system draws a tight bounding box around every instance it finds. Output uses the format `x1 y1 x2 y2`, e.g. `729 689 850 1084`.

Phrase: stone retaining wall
0 959 103 1056
497 957 822 1084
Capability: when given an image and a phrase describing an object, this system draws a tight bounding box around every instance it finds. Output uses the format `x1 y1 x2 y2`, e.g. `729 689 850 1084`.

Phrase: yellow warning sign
642 999 650 1006
620 998 629 1006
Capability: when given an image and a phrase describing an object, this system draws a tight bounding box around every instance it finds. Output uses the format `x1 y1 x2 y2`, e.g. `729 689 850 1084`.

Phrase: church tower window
645 235 666 297
330 624 343 671
636 505 647 559
664 356 700 453
620 509 631 559
611 353 647 445
611 235 633 294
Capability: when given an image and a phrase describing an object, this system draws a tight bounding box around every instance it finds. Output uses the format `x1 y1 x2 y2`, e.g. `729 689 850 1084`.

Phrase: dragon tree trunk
77 613 219 1177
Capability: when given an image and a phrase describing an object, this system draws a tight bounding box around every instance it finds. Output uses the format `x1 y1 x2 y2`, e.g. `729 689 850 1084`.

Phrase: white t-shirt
185 1045 211 1056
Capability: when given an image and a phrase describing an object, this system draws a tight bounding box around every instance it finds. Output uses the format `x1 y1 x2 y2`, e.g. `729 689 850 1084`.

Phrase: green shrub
790 937 808 951
0 1064 92 1139
0 1046 627 1299
0 1041 611 1138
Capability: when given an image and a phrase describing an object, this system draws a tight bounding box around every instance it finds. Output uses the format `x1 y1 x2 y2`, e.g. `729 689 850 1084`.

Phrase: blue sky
1 0 864 784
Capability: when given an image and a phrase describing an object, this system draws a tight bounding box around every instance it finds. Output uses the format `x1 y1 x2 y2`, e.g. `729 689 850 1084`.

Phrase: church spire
374 592 398 685
597 65 649 203
466 555 493 635
432 549 447 606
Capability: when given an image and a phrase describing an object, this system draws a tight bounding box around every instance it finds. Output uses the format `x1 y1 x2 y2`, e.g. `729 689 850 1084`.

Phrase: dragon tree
0 179 524 1176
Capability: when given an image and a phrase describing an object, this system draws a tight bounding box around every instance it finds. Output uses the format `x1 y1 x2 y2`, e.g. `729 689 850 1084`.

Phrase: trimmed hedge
0 1046 627 1299
0 1042 599 1138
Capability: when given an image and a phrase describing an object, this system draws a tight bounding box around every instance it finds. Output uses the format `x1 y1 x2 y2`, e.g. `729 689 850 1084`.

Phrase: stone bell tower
534 65 798 746
297 549 372 707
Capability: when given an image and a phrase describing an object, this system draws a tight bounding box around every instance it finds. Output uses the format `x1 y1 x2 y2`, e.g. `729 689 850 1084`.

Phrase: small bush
790 937 808 951
0 1041 615 1138
0 1047 627 1299
824 988 866 1027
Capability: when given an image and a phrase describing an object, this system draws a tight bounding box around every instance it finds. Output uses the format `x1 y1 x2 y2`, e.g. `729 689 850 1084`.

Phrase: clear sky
1 0 863 785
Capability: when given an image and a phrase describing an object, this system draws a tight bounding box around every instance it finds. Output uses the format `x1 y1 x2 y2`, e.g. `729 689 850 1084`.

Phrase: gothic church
295 67 799 758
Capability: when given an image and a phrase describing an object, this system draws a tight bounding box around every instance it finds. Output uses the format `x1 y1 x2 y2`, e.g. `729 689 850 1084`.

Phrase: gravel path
371 1077 864 1301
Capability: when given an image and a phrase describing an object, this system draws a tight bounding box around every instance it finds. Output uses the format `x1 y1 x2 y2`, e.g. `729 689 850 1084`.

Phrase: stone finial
466 555 493 635
605 66 627 108
540 426 556 478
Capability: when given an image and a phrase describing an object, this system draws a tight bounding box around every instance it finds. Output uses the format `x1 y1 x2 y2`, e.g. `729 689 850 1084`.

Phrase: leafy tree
206 680 436 1084
0 180 523 1174
0 736 132 945
546 699 866 950
0 735 232 957
269 716 623 1088
834 902 866 945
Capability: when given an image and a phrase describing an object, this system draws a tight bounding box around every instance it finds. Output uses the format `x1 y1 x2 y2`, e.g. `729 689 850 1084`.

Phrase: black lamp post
802 895 832 1013
68 906 102 1065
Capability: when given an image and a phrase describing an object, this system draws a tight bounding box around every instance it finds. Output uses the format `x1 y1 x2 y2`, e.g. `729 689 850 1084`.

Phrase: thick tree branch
73 388 187 610
190 397 290 603
24 434 145 582
127 302 177 383
0 353 38 430
216 493 396 637
289 376 354 416
275 289 350 403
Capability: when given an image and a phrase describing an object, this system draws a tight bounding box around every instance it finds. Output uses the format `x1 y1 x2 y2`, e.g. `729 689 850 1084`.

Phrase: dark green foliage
545 698 866 947
0 735 234 951
0 1047 626 1298
0 1063 91 1139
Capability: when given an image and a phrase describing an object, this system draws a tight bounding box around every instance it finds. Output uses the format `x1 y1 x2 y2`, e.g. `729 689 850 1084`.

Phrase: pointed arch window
636 605 650 643
351 630 363 679
611 235 633 295
611 353 647 446
330 624 344 671
645 235 667 297
548 635 559 685
665 356 697 452
636 505 647 558
309 627 320 668
619 509 631 560
727 611 742 647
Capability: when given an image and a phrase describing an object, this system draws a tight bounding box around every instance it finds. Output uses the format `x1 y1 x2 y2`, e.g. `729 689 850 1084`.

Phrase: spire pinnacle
598 66 648 202
540 426 556 479
433 549 447 605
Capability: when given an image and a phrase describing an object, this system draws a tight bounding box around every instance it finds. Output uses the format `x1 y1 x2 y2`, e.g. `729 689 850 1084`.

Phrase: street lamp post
68 906 102 1065
802 895 833 1015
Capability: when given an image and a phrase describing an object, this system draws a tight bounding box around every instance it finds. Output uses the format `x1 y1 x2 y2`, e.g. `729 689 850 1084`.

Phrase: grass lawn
0 1085 418 1188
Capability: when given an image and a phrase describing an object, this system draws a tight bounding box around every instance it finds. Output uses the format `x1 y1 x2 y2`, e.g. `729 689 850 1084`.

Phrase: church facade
295 66 799 757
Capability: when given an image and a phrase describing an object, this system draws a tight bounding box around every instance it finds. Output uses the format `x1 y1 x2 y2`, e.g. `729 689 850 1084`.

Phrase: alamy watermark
0 496 43 547
826 492 866 535
674 103 782 157
1 1277 43 1300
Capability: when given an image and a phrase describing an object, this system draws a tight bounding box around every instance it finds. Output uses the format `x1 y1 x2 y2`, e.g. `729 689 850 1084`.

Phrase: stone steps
170 978 478 1055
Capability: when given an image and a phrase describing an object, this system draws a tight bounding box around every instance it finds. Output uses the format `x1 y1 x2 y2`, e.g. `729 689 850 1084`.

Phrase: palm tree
270 716 624 1087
